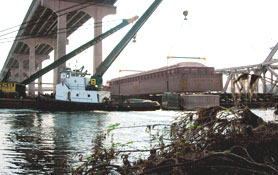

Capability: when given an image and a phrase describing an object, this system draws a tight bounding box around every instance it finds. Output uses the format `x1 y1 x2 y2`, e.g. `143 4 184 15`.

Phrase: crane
91 0 163 89
20 16 138 85
22 0 162 93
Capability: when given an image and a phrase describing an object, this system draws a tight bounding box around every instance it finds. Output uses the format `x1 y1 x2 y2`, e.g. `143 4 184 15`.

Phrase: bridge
216 42 278 95
1 0 278 99
0 0 117 95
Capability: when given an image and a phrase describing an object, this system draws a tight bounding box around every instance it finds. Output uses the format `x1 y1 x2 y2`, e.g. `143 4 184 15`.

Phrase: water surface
0 109 178 174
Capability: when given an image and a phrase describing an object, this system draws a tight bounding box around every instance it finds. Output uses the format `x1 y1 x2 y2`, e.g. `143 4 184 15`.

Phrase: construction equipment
0 69 26 98
93 0 163 89
20 16 139 85
167 56 206 60
22 0 162 94
0 82 26 98
45 0 163 106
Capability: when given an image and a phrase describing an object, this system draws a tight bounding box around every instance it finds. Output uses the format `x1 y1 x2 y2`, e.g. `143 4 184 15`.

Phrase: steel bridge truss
216 42 278 95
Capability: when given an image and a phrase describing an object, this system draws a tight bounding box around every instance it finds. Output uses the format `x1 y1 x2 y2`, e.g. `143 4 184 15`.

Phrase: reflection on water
0 109 177 174
1 108 276 174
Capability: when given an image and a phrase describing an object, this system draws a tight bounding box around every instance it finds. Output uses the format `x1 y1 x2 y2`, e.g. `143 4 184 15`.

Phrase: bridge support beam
81 5 116 74
55 14 67 85
41 0 77 90
14 55 49 94
37 56 50 94
28 43 36 96
41 0 117 89
20 38 55 95
12 54 29 82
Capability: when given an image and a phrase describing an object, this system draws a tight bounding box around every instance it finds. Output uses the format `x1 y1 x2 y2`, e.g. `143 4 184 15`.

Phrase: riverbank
72 107 278 175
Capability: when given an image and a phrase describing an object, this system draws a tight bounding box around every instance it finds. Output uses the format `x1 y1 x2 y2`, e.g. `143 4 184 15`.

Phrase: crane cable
167 11 187 58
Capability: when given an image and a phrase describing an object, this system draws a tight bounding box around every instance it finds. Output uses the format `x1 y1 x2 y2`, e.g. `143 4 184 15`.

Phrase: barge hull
0 98 36 109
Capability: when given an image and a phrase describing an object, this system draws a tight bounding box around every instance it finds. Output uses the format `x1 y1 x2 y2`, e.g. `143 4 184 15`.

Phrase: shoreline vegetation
71 106 278 175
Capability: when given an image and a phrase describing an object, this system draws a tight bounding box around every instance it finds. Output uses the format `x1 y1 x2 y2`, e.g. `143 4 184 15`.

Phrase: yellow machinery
0 82 26 98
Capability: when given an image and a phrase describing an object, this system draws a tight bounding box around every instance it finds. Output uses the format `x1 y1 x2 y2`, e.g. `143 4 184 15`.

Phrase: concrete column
37 55 50 95
38 61 43 94
29 44 36 96
20 38 56 95
41 0 70 90
53 48 58 93
56 14 67 84
18 59 24 82
12 54 29 82
9 68 18 82
82 5 116 74
41 0 116 81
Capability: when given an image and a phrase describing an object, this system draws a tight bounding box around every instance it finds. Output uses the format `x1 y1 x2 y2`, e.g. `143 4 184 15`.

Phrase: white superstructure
55 68 110 103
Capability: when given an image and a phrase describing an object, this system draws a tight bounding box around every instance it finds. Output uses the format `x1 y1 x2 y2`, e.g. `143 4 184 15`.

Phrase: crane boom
94 0 162 77
21 16 138 85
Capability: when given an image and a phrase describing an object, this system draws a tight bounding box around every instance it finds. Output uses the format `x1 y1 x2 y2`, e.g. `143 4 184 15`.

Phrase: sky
0 0 278 84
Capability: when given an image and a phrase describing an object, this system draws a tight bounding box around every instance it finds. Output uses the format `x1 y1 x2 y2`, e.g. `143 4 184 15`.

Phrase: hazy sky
0 0 278 83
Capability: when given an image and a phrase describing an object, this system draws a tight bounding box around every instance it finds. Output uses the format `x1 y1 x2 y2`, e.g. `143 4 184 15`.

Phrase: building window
191 68 198 74
168 70 171 75
184 68 189 73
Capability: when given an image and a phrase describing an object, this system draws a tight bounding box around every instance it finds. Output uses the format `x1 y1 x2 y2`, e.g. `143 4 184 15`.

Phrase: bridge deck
0 0 117 80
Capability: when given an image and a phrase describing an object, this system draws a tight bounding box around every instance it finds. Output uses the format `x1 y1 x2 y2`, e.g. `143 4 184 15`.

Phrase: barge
34 68 160 112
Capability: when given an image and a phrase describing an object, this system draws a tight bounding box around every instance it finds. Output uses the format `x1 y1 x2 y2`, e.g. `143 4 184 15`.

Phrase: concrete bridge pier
82 5 116 74
11 54 29 82
55 14 67 85
18 59 25 82
41 0 117 91
21 38 55 96
27 42 36 96
37 56 50 94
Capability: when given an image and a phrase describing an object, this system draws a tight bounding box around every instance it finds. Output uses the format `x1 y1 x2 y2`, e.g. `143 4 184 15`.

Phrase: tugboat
37 67 111 111
37 67 161 112
56 67 110 104
24 0 163 111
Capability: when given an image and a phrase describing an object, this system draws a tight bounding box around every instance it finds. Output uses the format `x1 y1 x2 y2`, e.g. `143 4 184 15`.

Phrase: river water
0 108 276 174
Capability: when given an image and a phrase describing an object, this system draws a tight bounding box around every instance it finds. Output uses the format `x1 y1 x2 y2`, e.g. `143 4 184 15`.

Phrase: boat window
76 94 79 97
88 94 90 97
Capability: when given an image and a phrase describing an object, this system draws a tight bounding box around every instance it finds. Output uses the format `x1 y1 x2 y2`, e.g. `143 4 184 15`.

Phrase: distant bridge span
0 0 117 95
216 42 278 94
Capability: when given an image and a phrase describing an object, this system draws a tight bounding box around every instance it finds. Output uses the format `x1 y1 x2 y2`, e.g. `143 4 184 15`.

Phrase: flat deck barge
0 98 36 109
